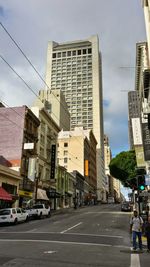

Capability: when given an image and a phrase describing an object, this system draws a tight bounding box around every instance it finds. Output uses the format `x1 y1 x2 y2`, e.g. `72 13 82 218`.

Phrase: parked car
27 204 51 219
25 207 38 219
121 202 131 212
0 208 29 225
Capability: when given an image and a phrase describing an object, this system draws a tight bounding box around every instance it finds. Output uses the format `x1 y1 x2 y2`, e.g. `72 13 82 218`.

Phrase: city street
0 204 149 267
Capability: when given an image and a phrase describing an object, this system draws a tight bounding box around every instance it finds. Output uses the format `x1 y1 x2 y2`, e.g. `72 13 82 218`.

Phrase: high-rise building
135 42 148 98
142 0 150 66
45 35 104 201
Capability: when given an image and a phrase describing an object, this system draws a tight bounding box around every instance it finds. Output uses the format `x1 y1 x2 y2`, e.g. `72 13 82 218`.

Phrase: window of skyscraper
57 52 61 58
73 51 76 56
83 49 87 54
67 51 71 56
52 53 56 58
77 50 81 55
62 52 66 57
88 48 92 54
64 143 68 147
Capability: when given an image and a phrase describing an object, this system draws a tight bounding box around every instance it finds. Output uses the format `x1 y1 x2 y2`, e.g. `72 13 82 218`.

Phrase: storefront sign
19 190 33 198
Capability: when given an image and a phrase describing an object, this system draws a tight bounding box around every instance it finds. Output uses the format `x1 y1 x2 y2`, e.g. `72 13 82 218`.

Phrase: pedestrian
130 209 143 251
145 215 150 252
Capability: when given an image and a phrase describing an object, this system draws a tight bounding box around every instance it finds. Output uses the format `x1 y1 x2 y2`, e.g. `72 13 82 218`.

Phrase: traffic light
137 175 145 191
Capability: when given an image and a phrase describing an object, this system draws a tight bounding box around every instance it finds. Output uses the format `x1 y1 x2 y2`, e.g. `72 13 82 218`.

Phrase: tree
109 150 137 188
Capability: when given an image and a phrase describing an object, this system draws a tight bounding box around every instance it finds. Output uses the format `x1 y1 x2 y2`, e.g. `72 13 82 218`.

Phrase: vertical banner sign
28 158 36 181
142 122 150 161
85 160 89 176
50 144 56 179
131 118 142 145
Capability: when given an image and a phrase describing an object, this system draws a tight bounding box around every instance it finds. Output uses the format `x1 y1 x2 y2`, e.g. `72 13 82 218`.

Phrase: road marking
0 231 123 238
84 211 131 215
26 229 37 233
60 222 83 234
0 239 112 247
0 239 130 249
44 250 57 254
130 254 140 267
64 232 123 239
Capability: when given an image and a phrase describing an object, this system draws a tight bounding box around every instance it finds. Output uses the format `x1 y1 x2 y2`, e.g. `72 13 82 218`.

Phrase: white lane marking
44 250 57 254
0 239 113 247
26 229 37 233
0 231 123 238
60 222 83 234
130 253 140 267
83 214 131 215
0 239 130 249
63 232 123 239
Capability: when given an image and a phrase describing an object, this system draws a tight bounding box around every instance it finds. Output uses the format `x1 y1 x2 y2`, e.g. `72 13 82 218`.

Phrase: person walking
145 215 150 252
130 210 143 251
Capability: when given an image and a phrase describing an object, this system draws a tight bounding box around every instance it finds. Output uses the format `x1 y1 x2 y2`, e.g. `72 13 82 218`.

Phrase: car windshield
0 209 11 215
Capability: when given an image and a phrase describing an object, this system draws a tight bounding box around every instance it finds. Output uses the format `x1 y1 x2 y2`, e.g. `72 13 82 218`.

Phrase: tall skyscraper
142 0 150 66
45 35 105 201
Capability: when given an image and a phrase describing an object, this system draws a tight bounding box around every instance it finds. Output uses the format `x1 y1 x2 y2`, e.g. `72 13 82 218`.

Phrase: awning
37 188 49 201
0 187 12 201
47 190 61 199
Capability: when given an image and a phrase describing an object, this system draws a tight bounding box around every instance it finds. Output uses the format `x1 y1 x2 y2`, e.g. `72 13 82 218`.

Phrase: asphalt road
0 204 149 267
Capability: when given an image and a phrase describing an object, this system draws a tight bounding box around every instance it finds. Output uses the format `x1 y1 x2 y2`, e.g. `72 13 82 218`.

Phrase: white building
45 35 105 201
32 89 70 131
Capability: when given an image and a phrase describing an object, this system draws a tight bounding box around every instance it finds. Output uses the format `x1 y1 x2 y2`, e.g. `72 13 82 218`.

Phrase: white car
0 208 29 224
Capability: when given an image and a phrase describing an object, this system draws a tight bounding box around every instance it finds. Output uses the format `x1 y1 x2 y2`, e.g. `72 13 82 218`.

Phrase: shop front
0 164 21 208
19 190 33 208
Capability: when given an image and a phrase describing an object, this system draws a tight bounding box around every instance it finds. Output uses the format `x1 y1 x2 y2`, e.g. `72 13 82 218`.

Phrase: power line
0 22 90 143
0 22 71 119
0 54 88 152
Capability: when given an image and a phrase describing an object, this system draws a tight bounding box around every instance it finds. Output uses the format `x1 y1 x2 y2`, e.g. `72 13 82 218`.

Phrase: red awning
0 187 12 201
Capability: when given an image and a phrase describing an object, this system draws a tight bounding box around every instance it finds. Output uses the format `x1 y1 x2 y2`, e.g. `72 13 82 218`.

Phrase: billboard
135 145 145 167
131 118 142 145
28 158 36 182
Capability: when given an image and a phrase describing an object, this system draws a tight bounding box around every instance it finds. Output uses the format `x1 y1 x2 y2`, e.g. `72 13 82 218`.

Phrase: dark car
121 202 131 212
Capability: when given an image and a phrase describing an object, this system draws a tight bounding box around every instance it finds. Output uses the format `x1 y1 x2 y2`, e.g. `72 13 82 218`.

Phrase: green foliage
109 150 137 188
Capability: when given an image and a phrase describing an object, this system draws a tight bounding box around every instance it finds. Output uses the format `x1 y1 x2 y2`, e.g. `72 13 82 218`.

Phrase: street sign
24 143 34 150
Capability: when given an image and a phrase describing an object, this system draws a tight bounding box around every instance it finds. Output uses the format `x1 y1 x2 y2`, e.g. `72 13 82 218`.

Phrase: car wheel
47 212 51 218
14 218 18 225
26 216 29 222
39 212 42 219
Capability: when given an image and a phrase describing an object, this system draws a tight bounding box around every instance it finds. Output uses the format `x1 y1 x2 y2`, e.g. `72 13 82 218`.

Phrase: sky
0 0 147 157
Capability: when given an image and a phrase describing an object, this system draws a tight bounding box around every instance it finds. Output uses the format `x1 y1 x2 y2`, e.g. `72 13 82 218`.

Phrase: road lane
0 204 138 266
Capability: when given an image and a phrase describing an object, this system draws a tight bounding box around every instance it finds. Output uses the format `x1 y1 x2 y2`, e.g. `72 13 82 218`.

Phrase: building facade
45 35 104 200
57 127 97 197
0 164 21 208
31 106 60 209
32 89 70 131
104 135 113 199
0 106 40 206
